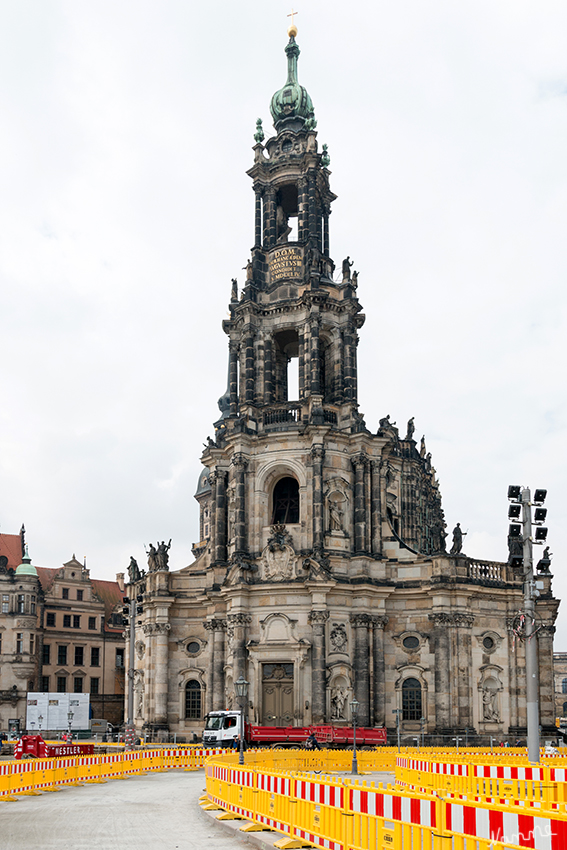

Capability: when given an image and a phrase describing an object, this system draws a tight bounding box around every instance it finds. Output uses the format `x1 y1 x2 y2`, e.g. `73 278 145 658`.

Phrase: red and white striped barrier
445 801 567 849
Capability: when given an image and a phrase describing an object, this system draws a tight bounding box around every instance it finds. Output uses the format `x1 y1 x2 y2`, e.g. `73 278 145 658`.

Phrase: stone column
264 335 274 404
323 212 330 257
297 177 308 242
538 624 556 729
343 322 355 402
229 341 239 417
310 317 321 395
205 619 227 713
308 170 317 243
370 461 383 556
232 454 248 555
212 469 228 564
203 621 215 715
309 610 329 724
298 328 305 400
227 613 251 686
153 622 171 725
429 613 452 730
254 186 262 247
352 454 368 554
311 445 325 552
453 613 474 729
244 329 256 405
372 616 388 726
335 332 344 404
351 614 371 726
264 188 276 248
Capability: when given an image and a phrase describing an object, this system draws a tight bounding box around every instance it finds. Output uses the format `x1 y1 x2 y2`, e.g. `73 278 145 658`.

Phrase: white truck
202 711 243 746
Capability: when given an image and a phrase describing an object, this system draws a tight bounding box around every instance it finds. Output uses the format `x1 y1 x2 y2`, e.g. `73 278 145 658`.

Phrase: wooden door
261 663 294 726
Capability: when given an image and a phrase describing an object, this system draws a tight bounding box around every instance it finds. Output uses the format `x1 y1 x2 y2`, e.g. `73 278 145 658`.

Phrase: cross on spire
287 8 298 27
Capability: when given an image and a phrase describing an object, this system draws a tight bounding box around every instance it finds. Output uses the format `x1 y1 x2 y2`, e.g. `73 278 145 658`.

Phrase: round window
403 636 420 650
282 140 292 152
483 636 495 651
187 641 200 654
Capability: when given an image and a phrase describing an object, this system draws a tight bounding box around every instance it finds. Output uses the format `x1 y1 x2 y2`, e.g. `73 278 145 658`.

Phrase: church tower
133 25 558 743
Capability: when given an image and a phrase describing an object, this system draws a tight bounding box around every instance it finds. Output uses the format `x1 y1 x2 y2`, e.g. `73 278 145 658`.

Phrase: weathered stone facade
129 31 559 744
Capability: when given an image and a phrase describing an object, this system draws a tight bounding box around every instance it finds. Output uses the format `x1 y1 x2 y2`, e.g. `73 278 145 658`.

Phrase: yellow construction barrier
204 752 567 850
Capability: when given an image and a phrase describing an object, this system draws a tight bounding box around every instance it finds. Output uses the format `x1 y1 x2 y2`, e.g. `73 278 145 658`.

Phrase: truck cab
203 711 242 746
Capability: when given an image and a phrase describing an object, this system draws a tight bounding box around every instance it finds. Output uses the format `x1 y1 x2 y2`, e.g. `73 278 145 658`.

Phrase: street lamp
508 484 549 763
67 710 74 742
452 736 462 753
38 715 43 735
350 698 359 775
392 709 402 752
235 676 249 766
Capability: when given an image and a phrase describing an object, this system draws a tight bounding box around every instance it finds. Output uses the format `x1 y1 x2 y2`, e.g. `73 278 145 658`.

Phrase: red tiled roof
0 533 23 569
35 567 61 592
92 579 126 631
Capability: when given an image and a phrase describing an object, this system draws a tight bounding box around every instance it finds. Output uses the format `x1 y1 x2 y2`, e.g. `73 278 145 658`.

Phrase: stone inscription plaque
269 246 302 281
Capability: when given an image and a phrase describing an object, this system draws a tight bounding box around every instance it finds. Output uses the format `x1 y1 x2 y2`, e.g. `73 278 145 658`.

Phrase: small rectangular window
17 595 25 614
74 646 84 666
31 601 36 615
63 614 71 628
57 645 67 666
2 595 8 614
73 615 81 629
91 647 100 667
90 677 100 695
115 648 125 668
77 589 83 601
62 588 69 599
29 634 35 655
43 644 51 665
57 676 67 693
73 677 83 694
16 633 23 654
40 676 49 692
88 617 96 630
46 612 56 627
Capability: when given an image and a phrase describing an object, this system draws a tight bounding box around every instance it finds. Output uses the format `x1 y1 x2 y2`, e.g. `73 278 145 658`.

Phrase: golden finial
287 7 298 38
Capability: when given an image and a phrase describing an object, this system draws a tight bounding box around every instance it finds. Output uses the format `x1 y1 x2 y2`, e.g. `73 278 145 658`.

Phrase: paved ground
0 769 255 850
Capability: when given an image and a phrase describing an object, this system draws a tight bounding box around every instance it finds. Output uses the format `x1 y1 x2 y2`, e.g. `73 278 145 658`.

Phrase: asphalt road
0 769 253 850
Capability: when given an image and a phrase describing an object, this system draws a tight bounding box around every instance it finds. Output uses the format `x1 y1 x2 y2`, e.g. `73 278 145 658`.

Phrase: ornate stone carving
371 616 389 630
261 525 296 581
16 619 36 629
204 618 226 631
428 613 453 628
227 613 252 628
135 640 146 660
452 613 475 628
310 445 325 462
134 670 144 719
330 623 348 653
350 613 372 627
428 612 474 628
142 622 171 636
232 453 248 470
308 610 329 626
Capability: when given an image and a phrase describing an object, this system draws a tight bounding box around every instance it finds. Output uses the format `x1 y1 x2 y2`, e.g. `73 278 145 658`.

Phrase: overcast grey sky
1 1 566 641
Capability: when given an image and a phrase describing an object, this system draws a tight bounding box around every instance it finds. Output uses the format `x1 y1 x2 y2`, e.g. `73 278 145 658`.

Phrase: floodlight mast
522 487 540 764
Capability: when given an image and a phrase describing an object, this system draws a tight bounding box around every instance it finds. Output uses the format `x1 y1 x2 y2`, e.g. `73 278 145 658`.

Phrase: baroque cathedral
129 26 558 743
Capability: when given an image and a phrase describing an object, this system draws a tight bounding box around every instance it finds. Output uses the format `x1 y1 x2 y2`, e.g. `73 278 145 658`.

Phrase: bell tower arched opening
273 330 299 402
271 476 300 524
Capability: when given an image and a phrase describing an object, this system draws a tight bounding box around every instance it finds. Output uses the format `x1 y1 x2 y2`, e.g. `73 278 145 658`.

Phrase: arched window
402 677 422 721
185 680 202 719
562 678 567 695
272 477 299 524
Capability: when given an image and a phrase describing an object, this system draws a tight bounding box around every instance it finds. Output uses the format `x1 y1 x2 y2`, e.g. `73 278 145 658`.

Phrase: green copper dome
270 35 316 132
15 545 38 577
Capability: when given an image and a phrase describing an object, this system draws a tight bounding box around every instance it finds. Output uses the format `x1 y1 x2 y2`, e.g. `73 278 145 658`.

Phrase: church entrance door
262 663 294 726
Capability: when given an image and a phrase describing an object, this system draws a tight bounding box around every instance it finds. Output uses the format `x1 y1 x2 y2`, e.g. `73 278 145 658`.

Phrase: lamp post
67 710 74 742
420 716 425 748
392 709 402 752
38 715 43 736
452 736 462 753
235 676 249 766
350 698 359 775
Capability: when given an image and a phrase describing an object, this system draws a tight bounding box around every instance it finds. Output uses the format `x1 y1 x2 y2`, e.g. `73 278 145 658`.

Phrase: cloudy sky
1 2 566 640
